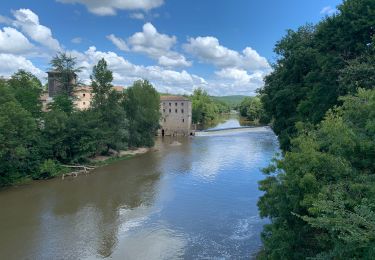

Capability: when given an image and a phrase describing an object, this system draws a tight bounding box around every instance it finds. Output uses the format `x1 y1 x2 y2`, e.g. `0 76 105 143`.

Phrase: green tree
7 70 43 118
91 58 114 108
90 58 128 153
191 88 218 124
0 97 41 185
258 88 375 259
123 80 160 147
50 52 82 96
239 96 268 124
260 0 375 150
48 93 74 114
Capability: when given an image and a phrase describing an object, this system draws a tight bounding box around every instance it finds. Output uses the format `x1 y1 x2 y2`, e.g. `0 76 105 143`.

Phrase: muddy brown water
0 117 279 259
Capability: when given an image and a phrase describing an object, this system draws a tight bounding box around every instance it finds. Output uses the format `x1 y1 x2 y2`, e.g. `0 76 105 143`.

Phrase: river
0 116 279 259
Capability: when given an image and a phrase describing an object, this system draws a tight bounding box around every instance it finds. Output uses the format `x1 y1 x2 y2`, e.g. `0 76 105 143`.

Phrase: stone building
43 71 125 110
159 96 193 136
47 71 77 97
73 86 93 110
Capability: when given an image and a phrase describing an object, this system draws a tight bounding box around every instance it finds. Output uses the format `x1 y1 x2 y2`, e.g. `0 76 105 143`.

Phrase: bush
36 159 60 179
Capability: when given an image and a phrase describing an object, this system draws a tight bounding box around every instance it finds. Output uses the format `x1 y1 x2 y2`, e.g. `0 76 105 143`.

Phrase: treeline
238 96 269 124
0 54 160 186
191 88 230 124
258 0 375 259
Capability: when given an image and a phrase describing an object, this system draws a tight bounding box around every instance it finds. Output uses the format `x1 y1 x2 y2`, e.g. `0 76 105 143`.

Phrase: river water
0 117 279 260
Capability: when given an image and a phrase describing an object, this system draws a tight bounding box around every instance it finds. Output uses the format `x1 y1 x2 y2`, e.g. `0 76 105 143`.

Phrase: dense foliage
258 89 375 259
123 80 161 147
0 57 160 187
191 88 230 124
239 96 269 124
258 0 375 258
260 0 375 150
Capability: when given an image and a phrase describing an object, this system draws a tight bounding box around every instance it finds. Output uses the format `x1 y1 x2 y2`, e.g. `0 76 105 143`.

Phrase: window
169 103 171 106
181 102 184 106
164 118 166 122
175 102 177 106
83 102 86 105
181 109 184 113
163 109 165 113
169 109 171 113
175 109 178 113
182 118 185 123
83 93 86 97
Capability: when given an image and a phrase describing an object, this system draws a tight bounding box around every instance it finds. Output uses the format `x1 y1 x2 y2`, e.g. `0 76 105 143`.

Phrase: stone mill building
159 96 193 136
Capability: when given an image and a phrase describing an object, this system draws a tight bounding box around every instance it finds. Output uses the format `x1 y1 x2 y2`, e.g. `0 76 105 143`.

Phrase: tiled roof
112 86 125 92
73 85 125 92
160 95 190 101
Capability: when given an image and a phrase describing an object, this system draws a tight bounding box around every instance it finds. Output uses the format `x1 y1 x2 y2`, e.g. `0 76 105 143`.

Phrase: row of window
164 102 185 106
163 118 185 123
163 108 184 113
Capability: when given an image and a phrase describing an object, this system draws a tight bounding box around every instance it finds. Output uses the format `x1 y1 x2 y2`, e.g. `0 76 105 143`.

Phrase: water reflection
0 152 163 260
0 116 279 259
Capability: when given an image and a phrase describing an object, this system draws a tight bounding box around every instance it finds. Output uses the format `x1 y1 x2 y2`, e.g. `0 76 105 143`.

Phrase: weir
194 126 271 136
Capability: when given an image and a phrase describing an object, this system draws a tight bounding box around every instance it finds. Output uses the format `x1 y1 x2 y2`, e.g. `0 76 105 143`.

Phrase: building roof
160 95 190 101
75 85 92 92
112 86 125 92
73 85 125 92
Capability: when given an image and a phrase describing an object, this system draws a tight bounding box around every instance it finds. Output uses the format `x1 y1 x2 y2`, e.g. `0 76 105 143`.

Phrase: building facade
159 96 193 136
47 71 77 97
43 71 124 110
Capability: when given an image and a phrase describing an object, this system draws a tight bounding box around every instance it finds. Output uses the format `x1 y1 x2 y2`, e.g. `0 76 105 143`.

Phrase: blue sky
0 0 342 95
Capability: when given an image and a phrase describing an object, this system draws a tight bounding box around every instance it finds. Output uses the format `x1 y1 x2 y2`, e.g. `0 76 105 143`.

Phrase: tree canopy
257 0 375 258
260 0 375 150
0 60 161 186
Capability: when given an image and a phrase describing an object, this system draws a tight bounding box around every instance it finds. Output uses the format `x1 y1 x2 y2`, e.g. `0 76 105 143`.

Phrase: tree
258 89 375 259
91 58 114 108
191 88 218 124
239 96 268 124
90 58 128 153
123 80 160 147
7 70 43 118
260 0 375 150
48 93 74 114
0 98 40 185
50 52 82 96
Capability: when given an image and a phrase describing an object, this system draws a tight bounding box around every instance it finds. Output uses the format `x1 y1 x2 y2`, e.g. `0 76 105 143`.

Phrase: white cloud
108 23 191 67
129 12 145 20
71 37 82 44
157 55 191 67
320 6 336 15
56 0 164 16
68 46 266 96
0 27 34 54
12 9 61 51
184 36 270 71
106 34 129 51
0 53 45 79
214 68 267 95
128 23 176 57
68 46 202 94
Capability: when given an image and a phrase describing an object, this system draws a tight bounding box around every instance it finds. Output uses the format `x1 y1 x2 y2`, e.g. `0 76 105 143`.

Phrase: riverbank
1 147 151 188
62 147 152 178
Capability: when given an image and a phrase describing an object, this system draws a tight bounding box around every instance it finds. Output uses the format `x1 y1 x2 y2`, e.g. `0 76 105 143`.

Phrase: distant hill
159 93 248 107
211 95 248 107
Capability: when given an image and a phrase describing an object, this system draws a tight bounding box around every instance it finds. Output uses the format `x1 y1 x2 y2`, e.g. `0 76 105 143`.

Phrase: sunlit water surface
0 117 279 259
